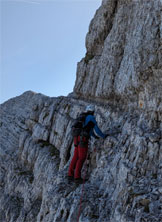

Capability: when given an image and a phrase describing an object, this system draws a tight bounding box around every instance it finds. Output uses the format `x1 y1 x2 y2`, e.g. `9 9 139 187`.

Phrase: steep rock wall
0 0 162 222
74 0 162 111
0 90 161 222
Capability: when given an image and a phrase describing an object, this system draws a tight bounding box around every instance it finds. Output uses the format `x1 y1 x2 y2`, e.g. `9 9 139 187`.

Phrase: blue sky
0 0 101 104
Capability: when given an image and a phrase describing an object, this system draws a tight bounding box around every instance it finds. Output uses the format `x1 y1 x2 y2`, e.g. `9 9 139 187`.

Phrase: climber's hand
104 133 109 139
94 134 100 139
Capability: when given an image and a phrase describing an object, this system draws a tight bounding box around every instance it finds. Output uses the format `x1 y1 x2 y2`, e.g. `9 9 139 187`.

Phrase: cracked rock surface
74 0 162 111
0 0 162 222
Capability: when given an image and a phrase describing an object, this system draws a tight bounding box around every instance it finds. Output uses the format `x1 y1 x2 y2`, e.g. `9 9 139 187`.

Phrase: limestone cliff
0 0 162 222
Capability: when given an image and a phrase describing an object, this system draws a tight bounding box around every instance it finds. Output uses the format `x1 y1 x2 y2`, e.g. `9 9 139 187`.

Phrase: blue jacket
84 115 106 139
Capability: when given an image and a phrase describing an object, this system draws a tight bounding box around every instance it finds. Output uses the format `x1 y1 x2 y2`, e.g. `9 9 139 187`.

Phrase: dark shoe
67 176 74 183
74 178 84 184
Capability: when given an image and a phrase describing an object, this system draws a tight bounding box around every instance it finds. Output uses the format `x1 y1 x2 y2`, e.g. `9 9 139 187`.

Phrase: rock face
74 0 162 111
0 0 162 222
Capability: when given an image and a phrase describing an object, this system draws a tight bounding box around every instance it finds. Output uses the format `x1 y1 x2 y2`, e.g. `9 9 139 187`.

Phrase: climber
68 105 108 184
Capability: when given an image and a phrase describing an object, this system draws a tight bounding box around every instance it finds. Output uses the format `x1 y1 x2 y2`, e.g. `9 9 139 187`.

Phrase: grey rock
74 0 162 111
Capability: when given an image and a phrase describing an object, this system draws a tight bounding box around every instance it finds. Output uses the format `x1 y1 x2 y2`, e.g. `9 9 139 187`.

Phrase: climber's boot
67 176 74 183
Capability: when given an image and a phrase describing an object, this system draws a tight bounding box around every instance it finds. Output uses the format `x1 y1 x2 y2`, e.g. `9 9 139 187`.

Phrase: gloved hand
94 134 100 139
104 133 109 139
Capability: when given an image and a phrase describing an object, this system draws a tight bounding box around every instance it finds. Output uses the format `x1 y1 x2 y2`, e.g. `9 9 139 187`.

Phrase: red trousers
68 136 88 179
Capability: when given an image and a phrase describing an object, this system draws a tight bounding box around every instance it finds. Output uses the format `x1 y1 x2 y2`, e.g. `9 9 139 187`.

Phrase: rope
77 155 89 222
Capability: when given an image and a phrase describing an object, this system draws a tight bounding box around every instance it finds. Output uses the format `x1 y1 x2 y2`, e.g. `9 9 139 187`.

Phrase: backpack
71 113 88 137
